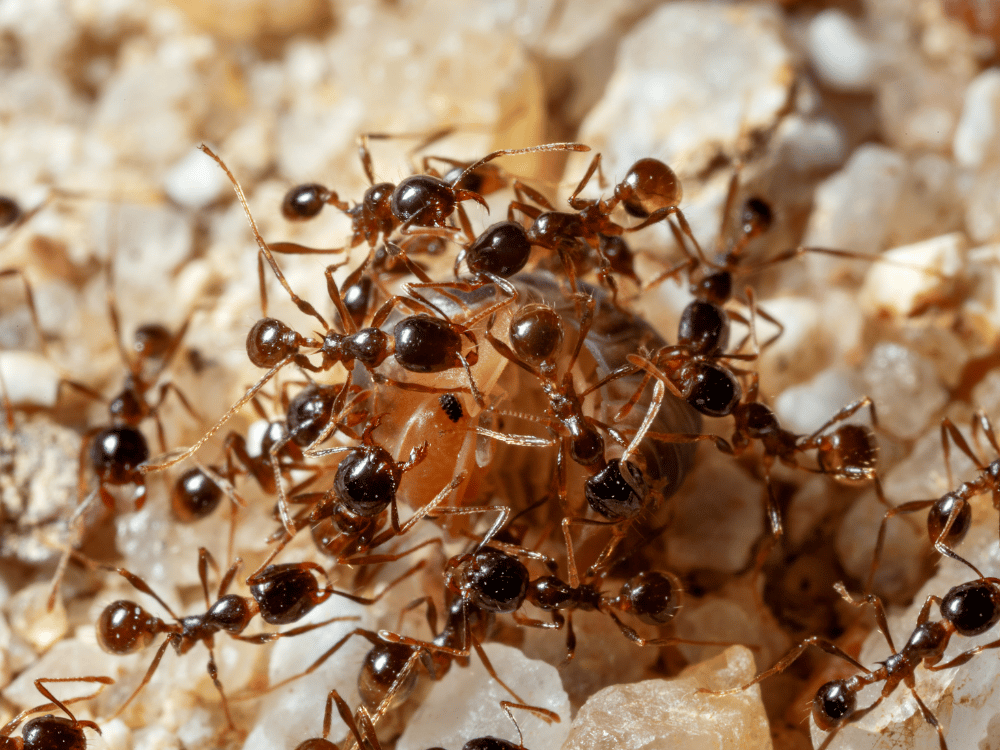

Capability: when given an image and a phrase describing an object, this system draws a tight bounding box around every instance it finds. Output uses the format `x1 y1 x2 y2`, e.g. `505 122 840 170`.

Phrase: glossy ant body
96 547 356 727
0 677 114 750
705 571 1000 750
868 410 1000 592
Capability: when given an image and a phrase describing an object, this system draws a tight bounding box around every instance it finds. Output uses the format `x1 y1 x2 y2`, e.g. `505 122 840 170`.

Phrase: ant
279 138 587 248
867 410 1000 593
95 547 357 728
509 154 697 299
0 676 114 750
704 569 1000 750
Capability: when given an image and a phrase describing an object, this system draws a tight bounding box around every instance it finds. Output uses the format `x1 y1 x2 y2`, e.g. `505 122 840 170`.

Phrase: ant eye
509 304 564 366
334 446 400 517
90 426 149 484
281 183 330 220
171 467 223 522
97 600 159 654
585 459 647 521
812 680 855 730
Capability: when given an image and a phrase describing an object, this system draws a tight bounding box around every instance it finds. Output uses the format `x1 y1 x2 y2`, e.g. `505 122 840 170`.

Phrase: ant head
509 303 564 369
390 175 456 226
333 443 399 518
739 402 779 439
455 548 529 614
132 323 173 361
90 426 149 484
618 571 682 626
466 221 532 278
171 467 223 522
692 270 732 306
0 195 21 227
598 234 639 282
584 459 647 521
527 575 574 611
940 579 1000 637
740 196 773 242
108 388 146 427
462 739 522 750
246 318 299 369
616 158 682 218
286 385 337 448
96 600 162 655
282 183 332 221
294 740 338 750
812 680 856 731
250 564 326 625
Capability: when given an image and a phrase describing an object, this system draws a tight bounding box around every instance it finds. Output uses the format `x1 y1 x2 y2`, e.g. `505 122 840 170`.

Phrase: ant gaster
0 676 114 750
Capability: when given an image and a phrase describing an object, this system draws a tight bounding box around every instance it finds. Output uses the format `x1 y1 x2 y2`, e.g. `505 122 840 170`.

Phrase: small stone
860 232 965 317
397 643 570 750
861 343 948 439
808 10 876 92
1 638 109 709
774 368 864 437
561 646 773 750
953 68 1000 168
576 2 794 177
4 582 67 653
163 147 227 209
0 352 60 408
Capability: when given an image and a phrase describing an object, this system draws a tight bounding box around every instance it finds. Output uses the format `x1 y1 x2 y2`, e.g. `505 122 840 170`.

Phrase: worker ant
0 676 114 750
96 547 357 728
704 569 1000 750
867 410 1000 593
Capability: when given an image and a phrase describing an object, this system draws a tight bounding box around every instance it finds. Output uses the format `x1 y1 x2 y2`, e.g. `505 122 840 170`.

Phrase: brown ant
95 547 357 728
868 410 1000 593
704 570 1000 750
0 676 114 750
508 154 696 298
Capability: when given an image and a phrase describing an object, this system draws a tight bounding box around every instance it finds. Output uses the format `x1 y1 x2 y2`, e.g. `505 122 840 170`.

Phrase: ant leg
324 262 359 335
268 240 347 256
472 637 530 706
865 498 937 594
233 615 361 645
605 609 748 650
907 687 947 750
397 595 438 634
323 560 430 606
343 537 445 568
508 200 543 223
561 516 619 588
499 700 560 748
511 609 563 630
512 180 556 211
205 644 236 729
111 635 179 718
423 501 510 550
699 636 870 697
451 143 589 190
141 356 292 473
566 294 596 372
566 153 602 209
104 563 180 619
216 555 243 599
327 688 368 748
200 145 328 328
0 268 50 356
197 547 219 610
833 583 896 653
973 408 1000 457
942 417 986 490
928 634 1000 671
28 676 114 726
619 377 665 465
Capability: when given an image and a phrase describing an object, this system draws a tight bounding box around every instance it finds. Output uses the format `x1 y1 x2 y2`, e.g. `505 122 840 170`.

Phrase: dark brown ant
278 139 588 249
0 195 21 227
0 676 114 750
704 571 1000 750
868 410 1000 593
95 547 357 728
509 155 696 298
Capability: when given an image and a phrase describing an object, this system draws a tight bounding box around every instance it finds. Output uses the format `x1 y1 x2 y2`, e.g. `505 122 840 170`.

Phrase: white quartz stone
808 9 876 92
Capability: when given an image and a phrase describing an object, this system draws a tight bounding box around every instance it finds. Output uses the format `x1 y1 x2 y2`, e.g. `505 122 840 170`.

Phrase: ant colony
3 3 1000 750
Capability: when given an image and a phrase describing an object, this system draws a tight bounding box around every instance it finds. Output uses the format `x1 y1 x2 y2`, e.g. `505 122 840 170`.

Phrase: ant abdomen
940 579 1000 636
457 549 530 614
618 571 682 626
286 385 338 448
812 679 856 730
171 467 223 522
815 424 878 482
509 304 563 368
680 361 741 418
246 318 302 368
462 739 523 750
584 459 647 521
96 600 162 655
294 739 336 750
466 221 532 278
616 158 682 218
90 426 149 485
249 564 325 625
358 640 418 711
926 492 972 549
393 316 465 373
333 445 400 517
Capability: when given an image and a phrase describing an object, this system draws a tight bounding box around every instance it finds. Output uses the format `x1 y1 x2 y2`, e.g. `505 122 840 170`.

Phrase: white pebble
0 351 60 408
163 147 227 209
953 68 1000 168
860 232 966 317
808 9 875 92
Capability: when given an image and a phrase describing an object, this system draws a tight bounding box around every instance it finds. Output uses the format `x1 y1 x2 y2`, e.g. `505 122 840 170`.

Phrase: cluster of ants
0 132 995 750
